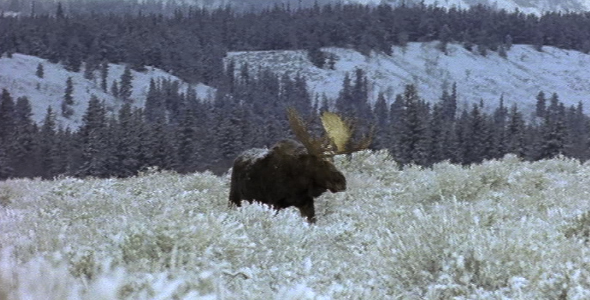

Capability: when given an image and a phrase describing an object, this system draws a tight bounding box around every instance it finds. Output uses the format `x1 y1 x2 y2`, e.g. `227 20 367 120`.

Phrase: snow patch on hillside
227 42 590 115
351 0 590 15
0 53 215 129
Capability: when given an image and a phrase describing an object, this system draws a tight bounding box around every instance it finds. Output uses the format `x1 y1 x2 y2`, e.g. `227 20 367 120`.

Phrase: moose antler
287 108 373 157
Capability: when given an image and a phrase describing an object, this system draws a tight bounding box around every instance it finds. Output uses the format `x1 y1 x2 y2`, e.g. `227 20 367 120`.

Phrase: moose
228 108 371 223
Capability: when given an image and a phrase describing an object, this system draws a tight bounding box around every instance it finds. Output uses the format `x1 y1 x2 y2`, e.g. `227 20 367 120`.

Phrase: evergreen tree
373 92 389 149
39 106 57 178
12 96 38 177
397 84 430 166
36 63 44 78
100 60 109 92
462 104 490 164
175 106 201 173
0 89 16 145
506 104 527 157
145 79 165 123
490 96 508 158
437 24 452 54
111 80 119 98
112 103 142 177
62 76 74 117
535 91 546 118
538 93 567 159
76 95 110 177
0 89 16 177
119 65 133 103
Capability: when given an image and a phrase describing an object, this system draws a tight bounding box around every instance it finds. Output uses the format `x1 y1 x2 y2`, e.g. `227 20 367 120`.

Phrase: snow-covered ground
348 0 590 15
3 41 590 129
0 53 215 128
2 152 590 299
227 42 590 114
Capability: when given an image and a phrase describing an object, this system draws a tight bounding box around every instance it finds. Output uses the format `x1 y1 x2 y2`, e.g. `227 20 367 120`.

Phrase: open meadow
2 151 590 299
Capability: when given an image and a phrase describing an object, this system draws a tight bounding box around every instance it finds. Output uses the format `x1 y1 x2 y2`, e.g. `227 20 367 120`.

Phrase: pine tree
373 92 389 149
397 84 430 166
145 79 165 123
175 106 202 173
437 24 452 55
111 80 119 98
100 60 109 92
538 93 567 159
112 103 141 177
0 89 16 143
490 96 508 158
36 63 44 78
119 66 133 103
39 106 57 178
12 96 39 177
535 91 546 118
62 77 74 117
0 89 16 178
77 95 110 177
506 104 527 157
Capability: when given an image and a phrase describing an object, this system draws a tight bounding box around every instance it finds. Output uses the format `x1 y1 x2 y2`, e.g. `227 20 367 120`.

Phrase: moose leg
297 200 316 223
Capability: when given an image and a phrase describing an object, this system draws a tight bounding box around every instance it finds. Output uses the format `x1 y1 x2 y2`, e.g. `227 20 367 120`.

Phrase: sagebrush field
2 151 590 299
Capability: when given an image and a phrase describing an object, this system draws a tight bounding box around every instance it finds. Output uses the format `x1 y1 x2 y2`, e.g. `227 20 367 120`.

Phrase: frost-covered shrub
3 153 590 299
564 211 590 243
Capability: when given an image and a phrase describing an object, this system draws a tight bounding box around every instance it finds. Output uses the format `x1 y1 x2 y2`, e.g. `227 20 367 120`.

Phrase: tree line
1 65 588 180
3 2 590 86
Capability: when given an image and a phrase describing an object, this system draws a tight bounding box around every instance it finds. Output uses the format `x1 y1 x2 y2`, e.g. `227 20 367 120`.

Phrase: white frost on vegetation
3 152 590 299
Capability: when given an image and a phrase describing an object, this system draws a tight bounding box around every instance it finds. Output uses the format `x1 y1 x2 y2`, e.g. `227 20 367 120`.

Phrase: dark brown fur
229 139 346 223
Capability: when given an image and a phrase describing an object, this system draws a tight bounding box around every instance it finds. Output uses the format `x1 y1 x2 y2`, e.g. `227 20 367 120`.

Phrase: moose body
228 109 371 223
229 139 346 223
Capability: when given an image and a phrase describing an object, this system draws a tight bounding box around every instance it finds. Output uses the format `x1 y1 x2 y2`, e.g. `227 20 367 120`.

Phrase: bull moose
229 108 371 223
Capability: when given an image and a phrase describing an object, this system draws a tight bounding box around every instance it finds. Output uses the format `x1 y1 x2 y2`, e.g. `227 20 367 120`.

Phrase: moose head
228 108 372 223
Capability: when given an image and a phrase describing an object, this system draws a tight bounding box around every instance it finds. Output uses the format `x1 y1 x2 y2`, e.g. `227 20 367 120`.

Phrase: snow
348 0 590 16
0 53 215 129
227 42 590 114
3 152 590 299
4 41 590 129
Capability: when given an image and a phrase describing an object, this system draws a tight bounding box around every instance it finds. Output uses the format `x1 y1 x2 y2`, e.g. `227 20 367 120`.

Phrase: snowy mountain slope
227 42 590 115
182 0 590 15
0 53 215 129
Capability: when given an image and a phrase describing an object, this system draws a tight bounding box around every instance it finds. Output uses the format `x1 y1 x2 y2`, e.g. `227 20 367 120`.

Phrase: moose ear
320 111 351 153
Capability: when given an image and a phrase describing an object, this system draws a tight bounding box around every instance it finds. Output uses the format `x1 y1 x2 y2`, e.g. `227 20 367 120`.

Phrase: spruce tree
77 95 110 177
100 60 109 92
36 63 44 78
62 76 74 117
39 107 57 178
12 96 38 177
119 66 133 103
506 104 527 157
397 84 430 166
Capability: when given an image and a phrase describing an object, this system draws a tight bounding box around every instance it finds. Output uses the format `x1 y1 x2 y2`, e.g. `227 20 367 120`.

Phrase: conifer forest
2 0 590 179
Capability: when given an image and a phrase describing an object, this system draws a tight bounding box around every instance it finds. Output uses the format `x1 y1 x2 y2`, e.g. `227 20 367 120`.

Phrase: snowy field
2 151 590 299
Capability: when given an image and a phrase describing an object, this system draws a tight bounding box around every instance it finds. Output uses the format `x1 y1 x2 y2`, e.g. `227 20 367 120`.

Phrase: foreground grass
2 152 590 299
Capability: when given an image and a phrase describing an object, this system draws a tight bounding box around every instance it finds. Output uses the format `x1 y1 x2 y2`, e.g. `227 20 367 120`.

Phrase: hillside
227 42 590 115
0 53 215 128
357 0 590 15
2 152 590 298
2 42 590 128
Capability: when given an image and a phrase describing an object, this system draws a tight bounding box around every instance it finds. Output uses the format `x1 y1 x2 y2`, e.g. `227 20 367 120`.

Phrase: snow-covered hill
227 42 590 115
3 41 590 127
353 0 590 15
188 0 590 15
0 53 215 129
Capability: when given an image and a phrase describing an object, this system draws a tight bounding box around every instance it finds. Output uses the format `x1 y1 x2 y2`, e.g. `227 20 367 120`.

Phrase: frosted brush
229 108 372 223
